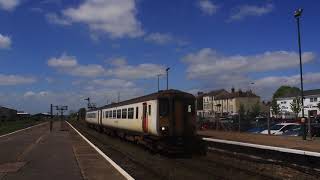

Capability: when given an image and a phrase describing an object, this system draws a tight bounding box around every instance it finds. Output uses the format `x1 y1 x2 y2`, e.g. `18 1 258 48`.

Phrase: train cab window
117 109 121 119
122 109 127 119
136 107 139 119
148 105 151 116
113 110 116 118
128 108 134 119
159 99 169 117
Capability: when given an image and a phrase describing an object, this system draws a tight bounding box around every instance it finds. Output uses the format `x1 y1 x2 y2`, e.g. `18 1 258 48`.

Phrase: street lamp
294 8 307 140
157 74 162 92
166 67 170 90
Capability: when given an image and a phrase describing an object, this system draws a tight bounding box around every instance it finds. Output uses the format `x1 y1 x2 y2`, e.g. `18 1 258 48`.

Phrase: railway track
69 121 319 180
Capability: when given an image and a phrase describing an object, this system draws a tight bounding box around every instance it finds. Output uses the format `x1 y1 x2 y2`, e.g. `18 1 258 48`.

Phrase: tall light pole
294 8 307 140
166 67 170 90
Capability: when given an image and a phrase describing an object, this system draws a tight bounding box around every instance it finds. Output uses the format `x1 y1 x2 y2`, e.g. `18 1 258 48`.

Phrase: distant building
0 106 17 121
202 89 230 117
17 111 31 119
274 89 320 119
196 92 205 117
214 88 260 116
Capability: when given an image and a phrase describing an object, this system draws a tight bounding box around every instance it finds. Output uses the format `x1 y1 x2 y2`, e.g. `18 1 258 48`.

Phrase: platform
198 130 320 153
0 121 130 180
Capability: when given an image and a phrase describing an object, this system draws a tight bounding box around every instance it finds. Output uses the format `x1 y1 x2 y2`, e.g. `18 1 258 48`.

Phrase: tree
251 102 261 118
273 86 300 99
271 99 280 118
78 108 86 121
290 97 302 119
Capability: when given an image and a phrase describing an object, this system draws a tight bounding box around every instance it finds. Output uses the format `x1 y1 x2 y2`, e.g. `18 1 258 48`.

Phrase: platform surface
198 130 320 153
0 121 127 180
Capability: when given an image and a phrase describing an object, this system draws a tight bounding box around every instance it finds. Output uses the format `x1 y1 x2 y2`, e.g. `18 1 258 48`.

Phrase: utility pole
294 8 308 140
166 67 170 90
50 104 53 132
118 92 120 103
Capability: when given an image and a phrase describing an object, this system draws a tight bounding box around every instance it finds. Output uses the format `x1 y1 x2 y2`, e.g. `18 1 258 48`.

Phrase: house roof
204 89 228 97
0 106 17 112
276 89 320 98
215 90 259 100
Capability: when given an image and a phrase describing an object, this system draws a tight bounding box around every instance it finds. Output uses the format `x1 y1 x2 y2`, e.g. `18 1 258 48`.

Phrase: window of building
148 105 151 115
112 110 116 118
117 109 121 119
122 108 127 119
310 97 318 102
128 108 134 119
136 107 139 119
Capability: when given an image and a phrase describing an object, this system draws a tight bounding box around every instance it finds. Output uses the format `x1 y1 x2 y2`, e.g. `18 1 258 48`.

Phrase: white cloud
182 48 315 79
92 78 135 88
229 3 273 21
0 0 20 11
48 54 106 77
108 57 127 66
0 34 11 49
48 54 78 68
198 0 218 15
111 63 166 79
144 33 174 45
46 13 71 26
61 0 144 38
0 74 37 86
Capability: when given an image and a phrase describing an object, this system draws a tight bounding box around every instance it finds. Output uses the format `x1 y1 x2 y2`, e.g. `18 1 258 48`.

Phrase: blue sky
0 0 320 113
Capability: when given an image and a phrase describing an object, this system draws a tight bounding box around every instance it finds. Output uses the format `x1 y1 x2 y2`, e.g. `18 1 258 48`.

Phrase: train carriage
85 89 204 153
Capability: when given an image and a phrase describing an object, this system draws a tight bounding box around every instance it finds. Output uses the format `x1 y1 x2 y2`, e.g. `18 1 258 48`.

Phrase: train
85 89 206 154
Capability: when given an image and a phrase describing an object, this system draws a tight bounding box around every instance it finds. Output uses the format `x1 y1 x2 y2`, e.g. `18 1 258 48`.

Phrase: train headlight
161 126 166 131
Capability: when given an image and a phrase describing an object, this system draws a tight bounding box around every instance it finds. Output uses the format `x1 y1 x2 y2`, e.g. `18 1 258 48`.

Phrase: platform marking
66 121 135 180
203 137 320 158
0 122 47 139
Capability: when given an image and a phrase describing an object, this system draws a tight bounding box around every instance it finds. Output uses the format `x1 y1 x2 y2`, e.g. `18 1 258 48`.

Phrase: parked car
260 123 300 135
247 127 265 133
282 125 302 136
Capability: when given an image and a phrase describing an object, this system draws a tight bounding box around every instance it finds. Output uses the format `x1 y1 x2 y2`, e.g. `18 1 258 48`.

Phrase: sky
1 0 320 114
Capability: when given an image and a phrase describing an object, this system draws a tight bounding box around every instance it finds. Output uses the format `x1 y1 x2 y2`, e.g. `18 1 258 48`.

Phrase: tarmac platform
0 121 130 180
198 130 320 153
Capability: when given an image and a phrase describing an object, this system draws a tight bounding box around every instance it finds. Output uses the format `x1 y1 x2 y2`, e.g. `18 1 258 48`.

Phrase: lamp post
166 67 170 90
294 8 307 140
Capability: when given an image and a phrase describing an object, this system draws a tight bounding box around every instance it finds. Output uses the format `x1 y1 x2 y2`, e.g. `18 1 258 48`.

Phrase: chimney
231 87 235 93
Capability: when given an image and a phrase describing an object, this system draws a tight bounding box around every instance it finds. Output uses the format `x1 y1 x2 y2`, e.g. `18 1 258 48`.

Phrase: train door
142 103 148 133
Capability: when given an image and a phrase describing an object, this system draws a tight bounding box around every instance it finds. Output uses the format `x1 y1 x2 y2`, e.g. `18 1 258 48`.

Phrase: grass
0 119 45 136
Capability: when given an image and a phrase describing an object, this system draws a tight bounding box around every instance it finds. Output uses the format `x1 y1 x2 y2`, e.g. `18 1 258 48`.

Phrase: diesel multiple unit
85 89 204 153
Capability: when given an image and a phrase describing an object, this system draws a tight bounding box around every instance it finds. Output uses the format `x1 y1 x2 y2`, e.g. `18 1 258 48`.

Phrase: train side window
113 110 116 118
159 99 169 116
128 108 134 119
122 109 127 119
105 111 108 118
136 107 139 119
148 105 151 116
117 109 121 119
109 111 112 118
